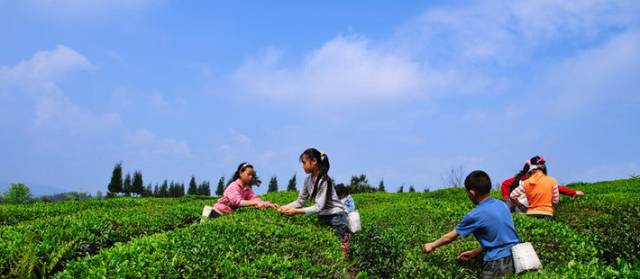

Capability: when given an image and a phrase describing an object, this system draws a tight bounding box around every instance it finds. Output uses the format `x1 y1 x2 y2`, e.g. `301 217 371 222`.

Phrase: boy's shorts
483 255 514 279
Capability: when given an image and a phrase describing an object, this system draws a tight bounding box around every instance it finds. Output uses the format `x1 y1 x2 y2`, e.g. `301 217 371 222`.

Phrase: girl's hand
576 191 585 196
278 206 291 213
457 250 477 262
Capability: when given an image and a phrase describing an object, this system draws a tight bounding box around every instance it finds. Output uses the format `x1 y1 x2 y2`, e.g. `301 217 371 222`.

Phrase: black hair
508 155 546 193
228 162 257 186
335 183 350 198
464 170 492 195
299 148 333 201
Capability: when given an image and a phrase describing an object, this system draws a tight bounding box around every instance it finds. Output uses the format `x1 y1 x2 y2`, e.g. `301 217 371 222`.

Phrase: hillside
1 178 638 278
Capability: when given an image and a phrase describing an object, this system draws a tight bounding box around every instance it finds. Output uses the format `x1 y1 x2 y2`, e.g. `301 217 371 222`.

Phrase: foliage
216 177 225 196
287 174 297 192
268 176 279 193
2 183 33 204
350 174 376 193
0 197 208 277
1 179 637 277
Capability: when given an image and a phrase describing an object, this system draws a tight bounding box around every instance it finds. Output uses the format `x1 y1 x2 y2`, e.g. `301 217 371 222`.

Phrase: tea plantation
1 178 638 278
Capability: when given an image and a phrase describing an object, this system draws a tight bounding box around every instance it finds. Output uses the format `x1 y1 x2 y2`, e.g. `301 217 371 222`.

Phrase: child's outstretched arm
457 246 483 262
423 230 459 254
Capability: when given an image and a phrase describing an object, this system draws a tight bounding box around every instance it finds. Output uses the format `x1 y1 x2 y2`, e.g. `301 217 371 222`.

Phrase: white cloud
232 36 427 105
0 45 119 130
0 45 94 86
148 91 187 112
409 0 640 64
232 1 640 108
538 29 640 114
126 128 192 158
149 91 170 111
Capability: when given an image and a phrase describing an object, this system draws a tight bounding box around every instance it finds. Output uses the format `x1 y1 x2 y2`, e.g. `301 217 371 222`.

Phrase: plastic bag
511 242 543 273
347 210 361 233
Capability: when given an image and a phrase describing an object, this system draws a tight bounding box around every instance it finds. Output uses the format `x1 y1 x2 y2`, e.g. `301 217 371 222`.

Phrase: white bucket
201 206 213 222
347 211 361 233
511 242 543 274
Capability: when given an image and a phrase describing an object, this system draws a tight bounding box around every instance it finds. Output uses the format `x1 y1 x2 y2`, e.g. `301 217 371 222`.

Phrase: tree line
107 163 211 198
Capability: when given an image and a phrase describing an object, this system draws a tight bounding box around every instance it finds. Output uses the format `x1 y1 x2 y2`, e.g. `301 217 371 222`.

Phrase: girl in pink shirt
208 162 278 218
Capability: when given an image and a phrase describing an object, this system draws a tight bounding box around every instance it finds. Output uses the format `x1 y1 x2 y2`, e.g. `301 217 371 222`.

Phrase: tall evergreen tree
198 181 211 196
153 184 159 197
287 174 297 192
144 184 153 197
409 185 416 192
107 162 123 196
132 171 144 197
179 183 185 197
378 179 386 192
159 180 169 197
188 176 198 195
398 185 404 193
123 173 132 197
215 177 225 196
267 176 278 193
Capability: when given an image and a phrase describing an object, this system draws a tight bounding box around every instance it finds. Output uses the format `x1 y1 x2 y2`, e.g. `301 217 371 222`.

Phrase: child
501 156 583 212
278 148 350 255
510 157 559 219
207 162 278 218
423 170 521 279
335 183 356 213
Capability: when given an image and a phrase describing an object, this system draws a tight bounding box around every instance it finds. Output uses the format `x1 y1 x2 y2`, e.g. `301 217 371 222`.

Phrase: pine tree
198 181 211 196
398 185 404 193
378 179 386 192
287 174 297 192
153 184 159 197
123 173 132 197
107 162 123 196
267 176 278 193
132 171 144 197
159 180 169 197
178 183 184 197
215 177 225 196
409 185 416 192
144 184 153 197
188 176 197 195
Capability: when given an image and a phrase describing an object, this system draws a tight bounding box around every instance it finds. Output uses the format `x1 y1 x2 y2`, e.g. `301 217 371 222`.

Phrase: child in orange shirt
509 156 559 219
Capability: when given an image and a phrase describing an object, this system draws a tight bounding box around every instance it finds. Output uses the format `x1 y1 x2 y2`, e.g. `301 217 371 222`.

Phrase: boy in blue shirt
423 170 521 279
335 183 356 213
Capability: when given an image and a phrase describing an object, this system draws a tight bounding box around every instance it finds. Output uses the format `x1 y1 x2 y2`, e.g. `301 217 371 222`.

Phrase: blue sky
1 0 639 196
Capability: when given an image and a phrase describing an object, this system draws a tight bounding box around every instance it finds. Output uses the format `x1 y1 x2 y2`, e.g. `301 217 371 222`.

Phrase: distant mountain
0 181 70 197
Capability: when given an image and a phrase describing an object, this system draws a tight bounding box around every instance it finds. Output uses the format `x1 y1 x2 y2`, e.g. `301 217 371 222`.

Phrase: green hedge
0 198 209 277
0 197 200 226
3 178 638 277
56 208 347 278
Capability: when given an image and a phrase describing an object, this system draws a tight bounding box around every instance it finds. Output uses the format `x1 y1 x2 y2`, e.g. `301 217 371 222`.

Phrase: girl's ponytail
300 148 333 203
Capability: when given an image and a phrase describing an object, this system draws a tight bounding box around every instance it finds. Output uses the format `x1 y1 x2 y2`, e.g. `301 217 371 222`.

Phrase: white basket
511 242 543 274
202 206 213 217
347 211 361 233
